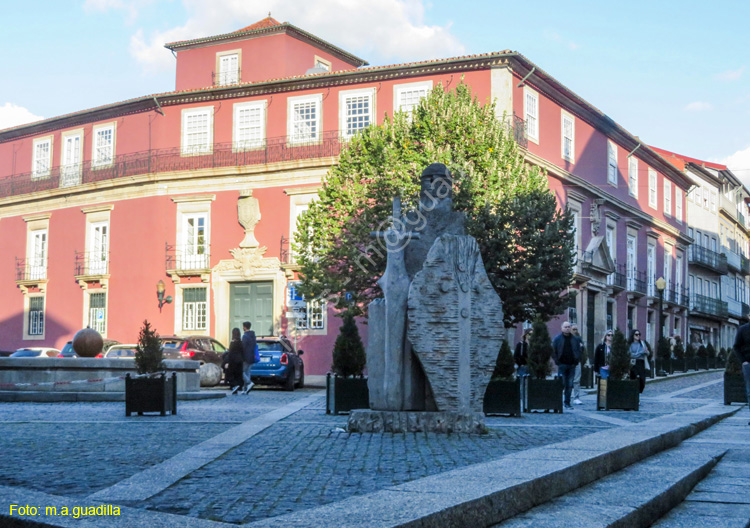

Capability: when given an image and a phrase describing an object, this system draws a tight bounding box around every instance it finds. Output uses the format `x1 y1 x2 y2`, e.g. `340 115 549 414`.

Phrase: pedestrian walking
552 321 582 410
594 330 613 376
241 321 257 394
225 328 245 394
514 328 531 404
628 329 649 393
732 317 750 425
571 324 584 405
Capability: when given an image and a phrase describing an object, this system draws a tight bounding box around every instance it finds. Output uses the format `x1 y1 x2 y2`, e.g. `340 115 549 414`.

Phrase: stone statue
238 189 261 248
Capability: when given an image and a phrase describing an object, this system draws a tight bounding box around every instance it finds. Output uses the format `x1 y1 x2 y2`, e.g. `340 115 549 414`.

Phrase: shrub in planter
724 351 747 405
706 343 717 369
672 340 686 372
718 347 728 368
685 344 697 370
598 328 639 411
126 320 176 416
327 312 368 414
524 318 561 413
656 337 671 377
484 340 521 416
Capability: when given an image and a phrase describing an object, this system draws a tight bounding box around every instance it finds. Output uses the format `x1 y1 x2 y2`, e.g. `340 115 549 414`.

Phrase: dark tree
608 329 631 381
134 320 164 375
527 318 553 379
491 340 516 381
332 312 366 377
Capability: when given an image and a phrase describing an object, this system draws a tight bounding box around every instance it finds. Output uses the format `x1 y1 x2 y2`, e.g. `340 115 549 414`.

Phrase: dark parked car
159 336 226 366
250 336 304 391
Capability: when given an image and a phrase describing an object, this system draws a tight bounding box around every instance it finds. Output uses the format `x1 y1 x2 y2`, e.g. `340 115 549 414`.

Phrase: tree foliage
491 340 516 381
608 329 631 381
332 312 366 377
134 319 164 375
657 337 671 361
294 82 574 326
527 318 553 379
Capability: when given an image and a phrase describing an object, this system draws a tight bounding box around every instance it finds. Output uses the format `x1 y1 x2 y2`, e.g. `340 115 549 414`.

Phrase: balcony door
181 213 208 269
89 222 108 275
61 134 82 187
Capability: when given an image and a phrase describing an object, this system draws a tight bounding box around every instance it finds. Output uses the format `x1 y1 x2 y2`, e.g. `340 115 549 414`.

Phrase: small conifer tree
672 340 685 360
608 329 631 380
685 343 696 360
134 320 164 375
657 336 671 361
527 318 552 379
696 345 708 358
705 343 716 359
332 312 366 377
491 340 516 381
726 348 742 376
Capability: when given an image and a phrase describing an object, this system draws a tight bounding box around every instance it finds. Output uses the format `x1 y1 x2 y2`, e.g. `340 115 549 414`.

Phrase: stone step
491 442 727 527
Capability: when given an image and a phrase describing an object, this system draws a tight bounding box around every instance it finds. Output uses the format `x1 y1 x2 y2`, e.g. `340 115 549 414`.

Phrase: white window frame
32 136 52 179
173 195 214 272
647 243 656 296
92 122 116 168
85 290 108 336
710 190 717 213
216 50 241 86
628 156 638 198
561 111 575 162
675 253 684 305
664 179 672 216
314 55 332 71
181 106 214 156
675 187 683 223
61 129 83 187
288 281 327 334
24 294 45 340
664 245 673 293
27 228 48 281
288 191 318 263
233 100 266 151
607 140 618 185
394 80 433 118
181 213 209 270
287 94 323 145
648 168 658 209
179 285 209 333
339 87 376 139
523 86 539 144
627 234 637 290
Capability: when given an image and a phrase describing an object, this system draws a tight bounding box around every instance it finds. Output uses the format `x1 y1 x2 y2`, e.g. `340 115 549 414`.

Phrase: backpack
254 344 260 363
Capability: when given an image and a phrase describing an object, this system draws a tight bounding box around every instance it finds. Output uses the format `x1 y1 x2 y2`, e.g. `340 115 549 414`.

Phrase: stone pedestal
347 410 486 434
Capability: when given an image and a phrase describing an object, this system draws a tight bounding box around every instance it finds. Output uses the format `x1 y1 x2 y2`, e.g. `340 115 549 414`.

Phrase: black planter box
686 358 697 371
673 359 687 372
655 358 669 377
580 366 594 389
524 377 563 413
597 378 639 411
483 378 521 417
326 373 369 415
724 373 747 405
125 372 177 416
708 358 717 369
696 357 708 370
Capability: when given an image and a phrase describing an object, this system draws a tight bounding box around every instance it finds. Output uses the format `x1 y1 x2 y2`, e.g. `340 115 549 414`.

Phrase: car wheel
295 365 305 389
284 368 296 391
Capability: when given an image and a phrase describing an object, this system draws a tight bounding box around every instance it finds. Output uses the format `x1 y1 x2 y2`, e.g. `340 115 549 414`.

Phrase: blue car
250 337 304 391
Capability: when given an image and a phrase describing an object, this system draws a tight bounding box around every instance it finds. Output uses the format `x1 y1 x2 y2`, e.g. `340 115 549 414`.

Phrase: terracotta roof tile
649 146 727 172
234 17 282 33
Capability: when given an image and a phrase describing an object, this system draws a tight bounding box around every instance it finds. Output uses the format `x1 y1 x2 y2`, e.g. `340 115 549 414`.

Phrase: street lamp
156 280 172 312
655 276 667 376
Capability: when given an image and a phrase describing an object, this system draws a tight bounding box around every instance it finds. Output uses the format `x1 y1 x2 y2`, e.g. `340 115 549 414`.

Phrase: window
61 130 83 187
567 295 577 325
675 254 683 304
32 137 52 179
710 190 717 213
647 243 656 296
561 112 574 162
647 310 654 344
675 187 683 222
628 156 638 198
92 124 115 168
627 234 637 290
88 221 109 275
524 87 539 143
314 56 331 71
217 52 240 86
664 245 672 293
28 296 44 336
664 180 672 216
181 213 209 269
340 88 375 138
606 224 616 285
627 306 634 333
28 229 48 281
288 94 322 144
288 281 327 331
607 141 618 185
648 168 658 209
234 101 266 150
394 81 432 117
88 292 107 334
181 107 214 155
182 287 208 331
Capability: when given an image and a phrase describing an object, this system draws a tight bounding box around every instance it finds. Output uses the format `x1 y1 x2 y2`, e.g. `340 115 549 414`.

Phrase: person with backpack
225 328 245 395
241 321 257 394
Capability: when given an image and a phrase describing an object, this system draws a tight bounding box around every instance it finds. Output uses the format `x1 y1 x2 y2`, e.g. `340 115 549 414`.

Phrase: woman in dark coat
594 330 613 374
514 328 532 377
225 327 245 394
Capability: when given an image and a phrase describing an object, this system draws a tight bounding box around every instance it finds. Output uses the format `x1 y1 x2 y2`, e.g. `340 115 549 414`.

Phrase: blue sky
1 1 748 182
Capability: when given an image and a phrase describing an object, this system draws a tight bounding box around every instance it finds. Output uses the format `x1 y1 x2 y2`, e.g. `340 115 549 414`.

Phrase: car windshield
61 342 73 355
109 348 136 357
257 342 285 352
11 350 40 357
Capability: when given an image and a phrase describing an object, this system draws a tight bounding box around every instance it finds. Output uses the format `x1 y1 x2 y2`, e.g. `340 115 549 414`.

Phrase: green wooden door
229 282 274 337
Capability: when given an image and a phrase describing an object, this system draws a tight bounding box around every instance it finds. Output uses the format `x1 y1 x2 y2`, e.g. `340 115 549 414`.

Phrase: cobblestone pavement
0 371 729 525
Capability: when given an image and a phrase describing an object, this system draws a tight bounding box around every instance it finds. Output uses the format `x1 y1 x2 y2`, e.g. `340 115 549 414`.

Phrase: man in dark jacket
552 321 582 410
732 318 750 424
241 321 257 394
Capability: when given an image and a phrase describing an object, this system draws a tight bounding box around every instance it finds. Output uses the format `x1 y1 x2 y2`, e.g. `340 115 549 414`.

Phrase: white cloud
83 0 157 24
684 101 713 112
129 0 465 73
0 103 44 131
723 145 750 187
715 66 744 82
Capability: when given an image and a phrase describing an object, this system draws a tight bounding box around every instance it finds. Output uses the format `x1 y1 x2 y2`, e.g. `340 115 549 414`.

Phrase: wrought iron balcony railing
691 293 728 320
74 250 109 276
212 68 242 86
665 281 689 307
688 245 728 274
165 243 211 273
607 262 627 290
15 257 47 281
741 255 750 276
626 269 647 295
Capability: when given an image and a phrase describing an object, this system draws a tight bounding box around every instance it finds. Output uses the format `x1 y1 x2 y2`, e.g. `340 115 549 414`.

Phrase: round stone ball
72 328 104 358
199 363 222 387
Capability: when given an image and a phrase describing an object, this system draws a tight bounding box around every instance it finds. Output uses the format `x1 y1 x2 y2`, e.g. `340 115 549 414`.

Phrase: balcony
212 68 242 87
742 255 750 276
626 269 648 297
743 302 750 318
691 293 728 321
15 257 47 282
727 297 743 318
688 245 728 274
607 262 627 291
572 248 594 284
665 281 689 308
513 114 528 149
165 243 211 279
725 248 742 273
74 250 109 277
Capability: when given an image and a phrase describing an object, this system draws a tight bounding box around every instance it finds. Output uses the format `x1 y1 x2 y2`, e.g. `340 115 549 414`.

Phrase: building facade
0 17 692 370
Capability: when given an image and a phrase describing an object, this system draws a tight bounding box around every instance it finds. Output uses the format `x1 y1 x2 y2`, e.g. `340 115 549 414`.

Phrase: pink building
0 17 692 370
